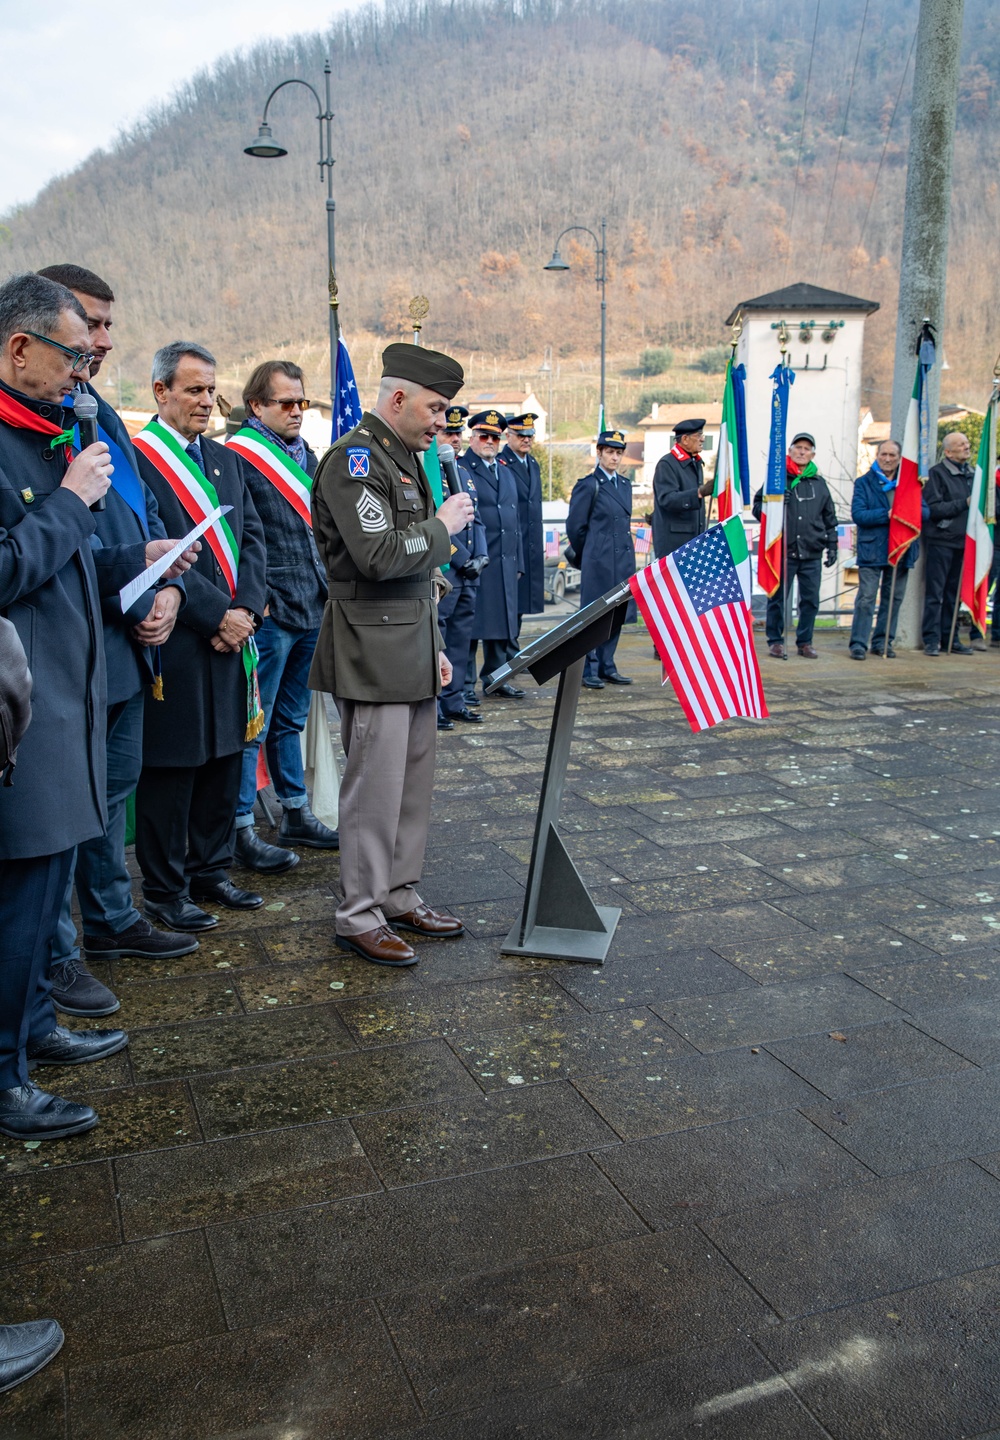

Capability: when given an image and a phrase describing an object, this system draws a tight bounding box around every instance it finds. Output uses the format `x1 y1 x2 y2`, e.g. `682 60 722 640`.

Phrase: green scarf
786 458 818 490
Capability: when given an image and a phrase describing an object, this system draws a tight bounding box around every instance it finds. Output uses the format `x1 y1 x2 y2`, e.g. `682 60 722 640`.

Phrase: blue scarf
64 392 149 533
872 459 897 493
246 414 308 470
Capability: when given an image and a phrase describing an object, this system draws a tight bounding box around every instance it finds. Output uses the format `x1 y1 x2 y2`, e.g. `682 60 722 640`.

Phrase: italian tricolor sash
226 427 313 527
133 418 240 596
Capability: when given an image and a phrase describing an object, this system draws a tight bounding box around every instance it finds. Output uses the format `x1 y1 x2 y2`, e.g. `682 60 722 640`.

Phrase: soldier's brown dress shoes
336 926 418 967
389 904 465 938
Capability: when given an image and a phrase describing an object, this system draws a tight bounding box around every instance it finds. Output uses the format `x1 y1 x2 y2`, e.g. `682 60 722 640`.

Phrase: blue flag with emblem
332 337 362 441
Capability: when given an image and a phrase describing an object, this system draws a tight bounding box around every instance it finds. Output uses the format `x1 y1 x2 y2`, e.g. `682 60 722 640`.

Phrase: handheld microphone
73 386 105 512
437 443 463 498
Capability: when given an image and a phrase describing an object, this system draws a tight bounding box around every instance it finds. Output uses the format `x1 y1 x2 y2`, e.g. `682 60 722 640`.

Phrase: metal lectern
484 581 631 964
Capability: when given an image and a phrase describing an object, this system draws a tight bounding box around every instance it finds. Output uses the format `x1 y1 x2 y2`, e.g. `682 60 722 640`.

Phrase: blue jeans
850 566 909 653
237 619 318 823
52 691 145 961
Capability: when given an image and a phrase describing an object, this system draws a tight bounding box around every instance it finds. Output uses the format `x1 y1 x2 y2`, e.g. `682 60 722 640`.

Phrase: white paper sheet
119 505 232 613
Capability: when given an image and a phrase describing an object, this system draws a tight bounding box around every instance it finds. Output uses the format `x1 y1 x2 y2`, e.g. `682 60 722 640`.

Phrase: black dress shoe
583 676 605 689
0 1319 64 1394
191 879 264 910
234 825 300 874
455 707 484 723
49 958 121 1018
278 806 339 850
491 682 525 698
463 692 481 707
144 897 219 932
600 671 633 685
437 715 455 731
27 1025 128 1067
0 1083 97 1141
84 917 199 962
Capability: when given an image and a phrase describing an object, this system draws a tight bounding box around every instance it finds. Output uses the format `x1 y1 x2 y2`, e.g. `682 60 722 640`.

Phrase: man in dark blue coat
133 342 267 932
849 439 917 659
230 359 337 871
921 431 975 656
500 412 544 629
466 409 524 698
37 266 198 1021
0 273 161 1140
566 428 637 688
437 406 487 728
652 418 713 558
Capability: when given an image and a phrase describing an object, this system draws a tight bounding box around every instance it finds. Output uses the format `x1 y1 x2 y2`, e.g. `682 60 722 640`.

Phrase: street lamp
244 60 339 412
544 217 607 426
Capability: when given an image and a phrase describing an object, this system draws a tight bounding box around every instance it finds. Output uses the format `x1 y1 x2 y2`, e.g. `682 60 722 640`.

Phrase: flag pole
778 324 791 659
883 562 898 659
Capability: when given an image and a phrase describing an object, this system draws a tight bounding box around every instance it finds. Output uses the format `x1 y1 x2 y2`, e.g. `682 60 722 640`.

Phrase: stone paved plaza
4 627 1000 1439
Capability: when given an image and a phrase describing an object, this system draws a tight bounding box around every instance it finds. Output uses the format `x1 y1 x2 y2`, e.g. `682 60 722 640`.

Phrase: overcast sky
0 1 360 214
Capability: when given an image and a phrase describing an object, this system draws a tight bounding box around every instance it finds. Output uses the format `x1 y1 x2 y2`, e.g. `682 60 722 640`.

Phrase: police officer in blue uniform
500 413 544 634
652 417 712 558
566 428 637 688
465 410 524 698
437 406 488 729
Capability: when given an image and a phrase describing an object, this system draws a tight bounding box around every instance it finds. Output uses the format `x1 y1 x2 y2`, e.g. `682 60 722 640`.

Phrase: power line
783 0 822 285
846 25 918 280
818 0 871 260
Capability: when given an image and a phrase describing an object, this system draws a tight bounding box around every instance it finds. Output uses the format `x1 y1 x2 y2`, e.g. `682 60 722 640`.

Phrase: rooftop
725 281 880 324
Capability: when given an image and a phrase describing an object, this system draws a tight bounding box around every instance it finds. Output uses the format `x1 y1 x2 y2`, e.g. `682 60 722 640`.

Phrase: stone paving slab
9 634 1000 1435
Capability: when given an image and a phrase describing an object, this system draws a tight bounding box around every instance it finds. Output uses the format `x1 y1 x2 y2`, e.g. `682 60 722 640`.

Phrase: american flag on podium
629 516 767 732
633 524 652 558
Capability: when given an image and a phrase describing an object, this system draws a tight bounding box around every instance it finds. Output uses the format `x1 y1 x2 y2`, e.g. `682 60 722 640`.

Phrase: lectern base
501 905 622 964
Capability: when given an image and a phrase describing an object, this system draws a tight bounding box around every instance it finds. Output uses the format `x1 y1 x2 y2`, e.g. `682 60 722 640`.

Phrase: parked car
543 533 581 603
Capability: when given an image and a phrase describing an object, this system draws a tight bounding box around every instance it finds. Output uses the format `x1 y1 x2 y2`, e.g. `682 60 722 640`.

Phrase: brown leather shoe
797 643 819 659
336 926 418 967
767 642 786 659
388 904 465 939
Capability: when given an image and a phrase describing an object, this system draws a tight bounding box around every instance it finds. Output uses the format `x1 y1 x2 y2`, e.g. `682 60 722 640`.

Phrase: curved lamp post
544 217 607 424
244 60 339 410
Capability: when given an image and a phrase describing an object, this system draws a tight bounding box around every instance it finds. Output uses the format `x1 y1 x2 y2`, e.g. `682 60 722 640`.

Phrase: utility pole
890 0 965 647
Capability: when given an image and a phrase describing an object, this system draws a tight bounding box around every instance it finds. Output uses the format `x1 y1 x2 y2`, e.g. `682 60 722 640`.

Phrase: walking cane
883 564 898 660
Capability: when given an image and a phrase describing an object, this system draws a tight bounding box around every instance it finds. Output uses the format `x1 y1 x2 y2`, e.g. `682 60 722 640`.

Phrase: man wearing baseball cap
309 344 476 966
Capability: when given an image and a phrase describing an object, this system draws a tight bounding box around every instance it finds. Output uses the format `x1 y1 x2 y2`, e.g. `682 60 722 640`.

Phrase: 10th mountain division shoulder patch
356 486 389 534
346 447 370 478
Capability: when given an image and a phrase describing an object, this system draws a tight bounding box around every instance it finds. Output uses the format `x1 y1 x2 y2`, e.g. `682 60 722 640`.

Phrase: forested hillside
3 0 997 414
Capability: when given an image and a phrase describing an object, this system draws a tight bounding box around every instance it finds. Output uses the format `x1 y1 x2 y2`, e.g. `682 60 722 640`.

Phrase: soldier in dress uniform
437 406 488 730
566 428 637 688
465 410 524 698
652 417 713 558
309 344 476 967
500 413 544 636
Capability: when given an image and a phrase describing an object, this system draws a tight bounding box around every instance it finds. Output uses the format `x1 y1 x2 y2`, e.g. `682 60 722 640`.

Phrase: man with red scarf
0 273 192 1141
651 417 714 559
752 432 838 658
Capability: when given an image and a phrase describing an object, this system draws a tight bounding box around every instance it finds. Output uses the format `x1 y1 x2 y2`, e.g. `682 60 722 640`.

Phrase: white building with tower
725 281 880 518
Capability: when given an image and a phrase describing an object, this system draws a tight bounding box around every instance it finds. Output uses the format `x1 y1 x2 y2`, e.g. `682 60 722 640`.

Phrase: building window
702 434 714 452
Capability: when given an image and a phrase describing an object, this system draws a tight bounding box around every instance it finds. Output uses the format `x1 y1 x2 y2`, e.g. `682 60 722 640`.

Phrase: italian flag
757 494 783 597
888 360 924 566
714 358 743 523
960 400 997 634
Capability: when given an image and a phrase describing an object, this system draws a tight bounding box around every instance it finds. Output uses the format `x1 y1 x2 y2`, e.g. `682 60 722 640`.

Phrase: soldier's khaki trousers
335 696 437 936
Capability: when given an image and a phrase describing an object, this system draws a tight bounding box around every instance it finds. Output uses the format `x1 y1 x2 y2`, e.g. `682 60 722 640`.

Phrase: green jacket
308 411 451 702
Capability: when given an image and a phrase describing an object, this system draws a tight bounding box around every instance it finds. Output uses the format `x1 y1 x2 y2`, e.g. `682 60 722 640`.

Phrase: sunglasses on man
266 397 310 412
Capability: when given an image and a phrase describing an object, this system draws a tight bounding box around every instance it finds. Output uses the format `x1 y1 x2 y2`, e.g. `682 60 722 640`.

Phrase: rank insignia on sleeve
347 447 370 478
356 486 389 533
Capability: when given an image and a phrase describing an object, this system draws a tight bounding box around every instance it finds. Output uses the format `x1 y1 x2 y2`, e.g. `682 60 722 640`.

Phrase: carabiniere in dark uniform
437 405 488 728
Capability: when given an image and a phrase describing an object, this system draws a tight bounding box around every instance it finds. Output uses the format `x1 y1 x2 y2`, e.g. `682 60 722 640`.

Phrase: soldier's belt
327 578 434 601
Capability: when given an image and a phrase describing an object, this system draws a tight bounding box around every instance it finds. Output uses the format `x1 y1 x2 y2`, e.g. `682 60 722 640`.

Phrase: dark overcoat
565 468 637 621
89 387 183 705
135 432 266 766
465 449 522 642
234 441 327 633
438 456 487 624
0 388 134 858
652 449 706 557
500 444 545 616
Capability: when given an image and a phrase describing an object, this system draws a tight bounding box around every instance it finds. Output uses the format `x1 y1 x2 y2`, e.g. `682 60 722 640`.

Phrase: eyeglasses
265 397 310 411
24 330 95 375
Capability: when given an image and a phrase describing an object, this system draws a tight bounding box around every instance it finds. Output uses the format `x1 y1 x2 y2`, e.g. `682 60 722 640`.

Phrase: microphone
74 386 105 512
437 442 463 497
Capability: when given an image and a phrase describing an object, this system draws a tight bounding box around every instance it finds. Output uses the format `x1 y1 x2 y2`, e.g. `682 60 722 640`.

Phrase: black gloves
824 547 837 569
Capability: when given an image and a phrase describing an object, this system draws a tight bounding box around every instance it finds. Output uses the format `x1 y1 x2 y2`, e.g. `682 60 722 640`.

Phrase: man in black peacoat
500 412 545 627
465 410 524 695
652 417 713 558
133 342 266 932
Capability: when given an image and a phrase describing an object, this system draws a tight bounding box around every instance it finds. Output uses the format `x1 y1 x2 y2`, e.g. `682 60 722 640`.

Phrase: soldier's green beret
381 343 465 399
